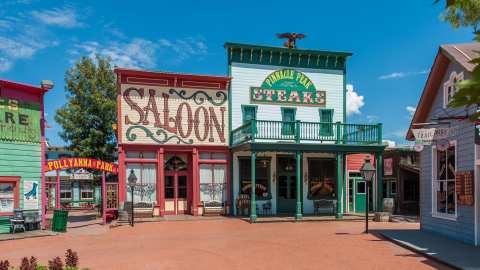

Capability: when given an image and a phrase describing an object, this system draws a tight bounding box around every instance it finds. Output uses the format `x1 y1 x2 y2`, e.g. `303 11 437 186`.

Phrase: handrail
231 120 383 146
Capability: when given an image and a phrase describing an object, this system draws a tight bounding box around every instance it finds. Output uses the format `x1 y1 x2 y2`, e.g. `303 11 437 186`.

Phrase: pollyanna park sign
250 69 326 106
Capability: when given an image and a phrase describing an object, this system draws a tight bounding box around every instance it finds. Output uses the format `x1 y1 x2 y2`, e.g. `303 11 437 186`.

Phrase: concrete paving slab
378 229 480 270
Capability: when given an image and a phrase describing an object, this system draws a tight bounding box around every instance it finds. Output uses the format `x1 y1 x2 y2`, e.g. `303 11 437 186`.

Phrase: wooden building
407 42 480 245
0 79 50 233
226 42 386 221
115 69 231 217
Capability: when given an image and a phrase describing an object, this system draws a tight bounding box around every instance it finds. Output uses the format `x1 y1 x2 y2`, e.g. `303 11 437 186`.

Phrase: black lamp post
360 158 376 234
127 169 137 227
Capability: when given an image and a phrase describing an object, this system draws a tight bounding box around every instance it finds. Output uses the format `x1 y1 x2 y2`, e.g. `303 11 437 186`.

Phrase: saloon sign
121 86 228 145
250 69 326 106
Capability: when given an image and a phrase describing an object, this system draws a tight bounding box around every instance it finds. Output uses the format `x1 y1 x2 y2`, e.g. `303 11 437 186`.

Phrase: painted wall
419 60 476 245
120 84 228 146
230 63 344 130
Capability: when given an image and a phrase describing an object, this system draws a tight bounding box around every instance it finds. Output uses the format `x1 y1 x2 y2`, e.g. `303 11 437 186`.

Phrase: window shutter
281 108 296 136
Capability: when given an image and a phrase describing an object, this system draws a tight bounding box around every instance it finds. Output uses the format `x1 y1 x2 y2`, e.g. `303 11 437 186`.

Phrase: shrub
65 249 78 268
0 260 9 270
48 256 63 270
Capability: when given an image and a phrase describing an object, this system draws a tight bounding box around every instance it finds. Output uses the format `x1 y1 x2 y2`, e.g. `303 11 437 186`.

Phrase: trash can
52 209 68 232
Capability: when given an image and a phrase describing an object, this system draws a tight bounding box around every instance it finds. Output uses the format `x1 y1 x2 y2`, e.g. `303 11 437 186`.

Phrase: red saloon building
115 69 231 217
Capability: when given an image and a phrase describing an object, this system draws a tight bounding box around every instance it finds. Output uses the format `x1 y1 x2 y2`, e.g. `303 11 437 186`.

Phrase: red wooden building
115 69 231 217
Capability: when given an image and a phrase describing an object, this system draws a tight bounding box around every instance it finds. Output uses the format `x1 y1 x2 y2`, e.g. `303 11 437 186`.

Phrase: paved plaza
0 219 451 270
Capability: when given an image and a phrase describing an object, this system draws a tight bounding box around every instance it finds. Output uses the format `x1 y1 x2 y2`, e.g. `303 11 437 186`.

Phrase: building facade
0 79 49 233
226 43 386 221
115 69 231 216
45 147 101 210
345 154 375 214
408 43 480 245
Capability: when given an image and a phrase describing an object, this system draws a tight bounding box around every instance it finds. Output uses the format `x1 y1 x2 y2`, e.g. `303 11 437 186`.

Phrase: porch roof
230 142 386 154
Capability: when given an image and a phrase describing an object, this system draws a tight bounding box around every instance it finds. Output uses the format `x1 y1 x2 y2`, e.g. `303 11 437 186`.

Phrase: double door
277 157 298 214
165 172 189 215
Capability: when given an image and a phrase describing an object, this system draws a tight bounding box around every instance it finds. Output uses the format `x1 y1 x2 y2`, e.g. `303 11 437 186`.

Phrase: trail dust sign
44 158 118 174
411 126 459 145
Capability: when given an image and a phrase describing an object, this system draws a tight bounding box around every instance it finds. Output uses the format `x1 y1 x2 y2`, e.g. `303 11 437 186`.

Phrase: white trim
431 140 458 219
443 71 464 109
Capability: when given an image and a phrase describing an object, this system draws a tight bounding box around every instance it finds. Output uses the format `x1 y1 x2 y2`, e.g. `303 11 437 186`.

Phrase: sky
0 0 475 147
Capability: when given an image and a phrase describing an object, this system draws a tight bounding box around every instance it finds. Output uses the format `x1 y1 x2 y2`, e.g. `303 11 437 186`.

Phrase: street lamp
127 169 137 227
360 158 376 234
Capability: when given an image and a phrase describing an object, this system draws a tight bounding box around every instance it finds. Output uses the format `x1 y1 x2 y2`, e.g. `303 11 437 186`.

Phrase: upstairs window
281 107 296 136
241 105 257 124
319 109 334 136
443 71 464 108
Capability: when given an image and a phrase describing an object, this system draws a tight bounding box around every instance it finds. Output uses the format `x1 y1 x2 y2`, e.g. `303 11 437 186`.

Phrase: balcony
232 120 382 146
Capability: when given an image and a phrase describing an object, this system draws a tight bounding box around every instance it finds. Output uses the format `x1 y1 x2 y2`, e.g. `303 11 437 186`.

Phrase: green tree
437 0 480 121
55 55 117 161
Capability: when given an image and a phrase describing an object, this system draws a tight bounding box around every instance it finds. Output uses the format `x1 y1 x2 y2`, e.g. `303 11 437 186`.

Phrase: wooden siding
230 63 344 131
419 61 476 245
0 141 41 233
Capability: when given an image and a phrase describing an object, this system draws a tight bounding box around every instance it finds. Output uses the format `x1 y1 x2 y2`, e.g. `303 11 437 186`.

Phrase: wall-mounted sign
250 69 326 107
121 86 228 145
455 170 474 206
23 180 39 210
384 158 393 176
45 158 119 174
0 97 40 143
411 126 459 145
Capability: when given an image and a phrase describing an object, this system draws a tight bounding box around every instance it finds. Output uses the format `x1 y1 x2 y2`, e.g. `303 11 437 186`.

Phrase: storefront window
126 151 156 159
239 157 270 199
433 143 456 216
126 163 157 205
200 152 227 160
80 182 94 200
308 159 336 199
0 183 15 213
60 182 72 200
200 164 226 203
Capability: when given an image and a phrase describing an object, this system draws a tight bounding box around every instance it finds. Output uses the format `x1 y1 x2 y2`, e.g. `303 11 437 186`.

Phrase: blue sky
0 0 474 147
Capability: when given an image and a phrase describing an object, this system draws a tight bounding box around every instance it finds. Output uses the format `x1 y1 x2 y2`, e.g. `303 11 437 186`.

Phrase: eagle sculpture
276 33 306 49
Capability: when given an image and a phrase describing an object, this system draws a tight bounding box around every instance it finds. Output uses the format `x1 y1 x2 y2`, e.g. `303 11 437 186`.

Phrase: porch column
250 152 257 223
118 146 126 204
157 148 165 216
376 152 384 211
192 147 199 216
295 151 303 220
336 153 343 219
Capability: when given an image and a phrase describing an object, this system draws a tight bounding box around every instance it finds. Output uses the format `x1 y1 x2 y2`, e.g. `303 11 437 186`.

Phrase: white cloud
379 70 429 80
0 57 12 72
346 84 364 115
406 106 416 117
73 37 208 69
366 115 379 123
382 139 396 148
31 7 84 28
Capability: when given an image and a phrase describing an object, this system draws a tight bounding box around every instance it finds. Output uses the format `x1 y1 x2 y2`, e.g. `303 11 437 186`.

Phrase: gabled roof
406 42 480 140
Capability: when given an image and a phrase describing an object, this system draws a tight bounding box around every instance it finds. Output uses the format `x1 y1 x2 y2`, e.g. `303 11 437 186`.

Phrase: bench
203 201 224 216
313 199 337 216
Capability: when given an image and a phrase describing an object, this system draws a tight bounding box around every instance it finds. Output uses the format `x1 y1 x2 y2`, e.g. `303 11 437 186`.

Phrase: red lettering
161 93 177 133
194 106 209 141
176 102 193 138
209 107 226 143
123 88 145 125
143 89 162 127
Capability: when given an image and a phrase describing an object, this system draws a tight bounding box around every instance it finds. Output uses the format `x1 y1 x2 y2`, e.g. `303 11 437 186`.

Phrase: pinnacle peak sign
250 69 326 107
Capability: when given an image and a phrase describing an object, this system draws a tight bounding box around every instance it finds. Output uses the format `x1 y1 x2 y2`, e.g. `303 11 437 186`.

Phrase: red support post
55 170 60 209
192 148 199 216
158 148 165 216
102 172 107 225
118 146 126 203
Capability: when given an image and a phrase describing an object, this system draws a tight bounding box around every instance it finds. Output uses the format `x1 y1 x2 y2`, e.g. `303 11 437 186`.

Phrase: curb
375 232 461 270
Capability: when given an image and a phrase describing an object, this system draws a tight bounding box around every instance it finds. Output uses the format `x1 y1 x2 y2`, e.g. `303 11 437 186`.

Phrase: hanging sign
44 158 118 174
384 158 393 176
250 69 326 107
23 180 39 210
412 126 459 145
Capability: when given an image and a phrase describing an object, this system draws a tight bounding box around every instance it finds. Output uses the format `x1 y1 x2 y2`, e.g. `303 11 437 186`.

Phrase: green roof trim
225 42 352 70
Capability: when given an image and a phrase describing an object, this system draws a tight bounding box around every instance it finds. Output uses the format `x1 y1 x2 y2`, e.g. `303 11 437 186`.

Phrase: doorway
348 172 373 213
277 156 297 214
164 154 190 215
